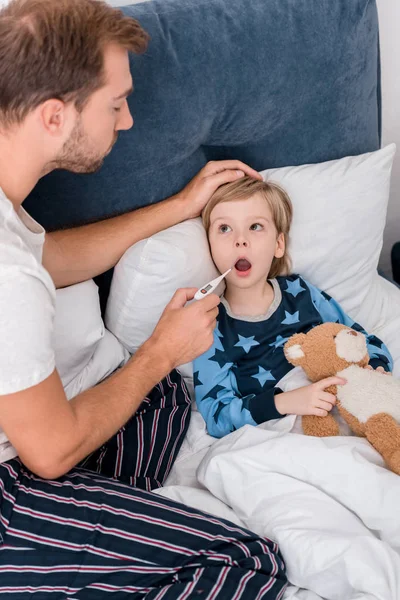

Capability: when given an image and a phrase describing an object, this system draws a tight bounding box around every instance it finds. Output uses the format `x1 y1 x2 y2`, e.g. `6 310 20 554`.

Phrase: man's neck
224 279 275 317
0 131 43 209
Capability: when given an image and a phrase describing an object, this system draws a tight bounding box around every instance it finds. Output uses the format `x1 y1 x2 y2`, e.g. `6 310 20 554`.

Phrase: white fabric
105 218 222 380
197 424 400 600
0 188 56 462
359 275 400 377
54 280 130 400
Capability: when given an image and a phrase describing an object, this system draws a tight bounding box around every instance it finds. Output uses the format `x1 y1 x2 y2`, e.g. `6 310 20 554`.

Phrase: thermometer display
194 268 232 301
200 284 212 294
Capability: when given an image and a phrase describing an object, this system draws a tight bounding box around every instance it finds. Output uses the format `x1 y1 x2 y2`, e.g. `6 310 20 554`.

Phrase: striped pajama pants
0 370 287 598
80 370 191 491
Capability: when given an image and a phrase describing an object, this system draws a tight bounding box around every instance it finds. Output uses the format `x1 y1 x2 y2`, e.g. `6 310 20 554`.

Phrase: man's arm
2 348 166 480
43 195 187 288
43 160 262 288
0 289 219 479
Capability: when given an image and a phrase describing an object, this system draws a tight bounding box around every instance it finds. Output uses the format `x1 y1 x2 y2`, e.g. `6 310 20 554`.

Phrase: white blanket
154 406 400 600
197 423 400 600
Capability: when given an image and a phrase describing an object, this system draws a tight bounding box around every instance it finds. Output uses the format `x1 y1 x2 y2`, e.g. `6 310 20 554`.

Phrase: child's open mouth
235 258 252 277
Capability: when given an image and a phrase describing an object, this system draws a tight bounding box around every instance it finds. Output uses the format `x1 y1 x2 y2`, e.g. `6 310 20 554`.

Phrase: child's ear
275 232 285 259
284 333 307 366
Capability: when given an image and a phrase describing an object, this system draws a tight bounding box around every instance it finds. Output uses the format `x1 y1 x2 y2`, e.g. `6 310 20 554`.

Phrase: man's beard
45 117 117 176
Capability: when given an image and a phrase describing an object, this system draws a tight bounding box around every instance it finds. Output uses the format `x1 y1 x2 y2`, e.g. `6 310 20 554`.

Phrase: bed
25 1 400 598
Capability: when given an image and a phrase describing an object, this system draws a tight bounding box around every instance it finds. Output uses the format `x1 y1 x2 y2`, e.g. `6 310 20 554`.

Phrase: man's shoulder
0 197 54 299
0 235 55 301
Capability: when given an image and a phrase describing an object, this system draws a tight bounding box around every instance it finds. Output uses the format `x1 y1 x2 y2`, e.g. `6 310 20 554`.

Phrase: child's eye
250 223 263 231
218 224 232 233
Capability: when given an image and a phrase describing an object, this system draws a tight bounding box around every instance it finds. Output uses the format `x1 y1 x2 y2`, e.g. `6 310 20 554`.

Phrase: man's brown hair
202 176 293 279
0 0 149 127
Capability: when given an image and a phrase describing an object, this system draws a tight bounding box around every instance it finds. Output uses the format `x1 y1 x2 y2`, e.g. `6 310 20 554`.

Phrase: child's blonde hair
202 176 293 279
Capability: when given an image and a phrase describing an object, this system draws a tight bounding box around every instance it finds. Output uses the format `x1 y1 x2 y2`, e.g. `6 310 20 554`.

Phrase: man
0 0 287 596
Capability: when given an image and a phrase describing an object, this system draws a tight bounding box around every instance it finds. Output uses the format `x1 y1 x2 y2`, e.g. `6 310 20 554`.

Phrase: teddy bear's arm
325 384 337 396
303 414 339 437
365 414 400 475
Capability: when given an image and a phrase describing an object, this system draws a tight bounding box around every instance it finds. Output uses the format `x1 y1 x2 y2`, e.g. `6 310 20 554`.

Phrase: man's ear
37 99 69 137
284 333 306 366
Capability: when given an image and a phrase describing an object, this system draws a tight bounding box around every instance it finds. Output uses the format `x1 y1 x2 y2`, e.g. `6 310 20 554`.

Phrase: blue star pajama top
193 274 393 438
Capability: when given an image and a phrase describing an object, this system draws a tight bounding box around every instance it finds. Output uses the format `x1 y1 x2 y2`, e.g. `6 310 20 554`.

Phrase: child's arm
304 280 393 372
193 330 282 438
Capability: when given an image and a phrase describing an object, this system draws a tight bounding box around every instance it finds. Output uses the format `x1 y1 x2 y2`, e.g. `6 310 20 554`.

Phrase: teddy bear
283 322 400 475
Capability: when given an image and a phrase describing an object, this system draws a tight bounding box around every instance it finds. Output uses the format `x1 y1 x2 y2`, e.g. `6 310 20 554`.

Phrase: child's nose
235 240 248 247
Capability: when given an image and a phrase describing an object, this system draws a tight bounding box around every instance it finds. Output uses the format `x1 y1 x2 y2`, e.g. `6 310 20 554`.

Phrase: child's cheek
210 243 226 273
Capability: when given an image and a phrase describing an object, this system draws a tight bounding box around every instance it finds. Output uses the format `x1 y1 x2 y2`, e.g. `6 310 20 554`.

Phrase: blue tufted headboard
25 0 381 231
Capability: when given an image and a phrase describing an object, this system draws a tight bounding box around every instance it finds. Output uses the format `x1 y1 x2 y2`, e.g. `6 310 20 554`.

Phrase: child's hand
275 376 347 417
364 365 392 376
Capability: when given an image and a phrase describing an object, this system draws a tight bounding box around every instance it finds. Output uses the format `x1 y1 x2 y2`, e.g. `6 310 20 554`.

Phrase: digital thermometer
194 268 232 301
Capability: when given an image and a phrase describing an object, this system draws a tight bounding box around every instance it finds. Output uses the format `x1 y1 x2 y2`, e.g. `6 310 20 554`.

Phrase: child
194 176 393 438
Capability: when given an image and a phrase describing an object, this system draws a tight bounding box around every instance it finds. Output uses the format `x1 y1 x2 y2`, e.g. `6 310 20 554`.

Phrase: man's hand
146 288 220 370
275 376 347 417
176 160 263 220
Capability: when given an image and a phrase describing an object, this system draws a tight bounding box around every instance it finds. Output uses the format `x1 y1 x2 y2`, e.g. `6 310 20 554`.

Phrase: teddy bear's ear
284 333 307 366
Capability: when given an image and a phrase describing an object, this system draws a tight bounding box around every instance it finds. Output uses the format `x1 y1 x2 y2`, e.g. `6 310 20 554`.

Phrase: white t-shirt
0 187 56 463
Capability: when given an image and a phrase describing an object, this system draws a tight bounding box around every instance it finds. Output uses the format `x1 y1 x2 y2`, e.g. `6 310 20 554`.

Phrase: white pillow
105 218 221 381
54 280 129 399
105 145 400 385
262 144 396 324
261 143 400 375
